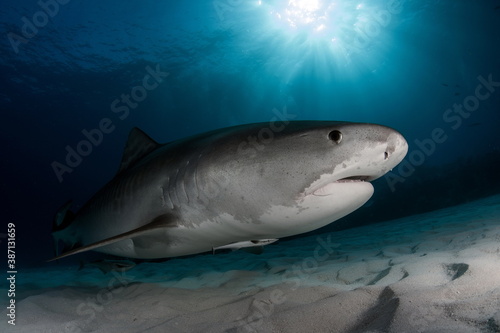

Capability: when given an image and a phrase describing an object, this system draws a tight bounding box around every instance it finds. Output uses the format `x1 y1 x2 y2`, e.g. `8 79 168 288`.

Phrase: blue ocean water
1 0 499 272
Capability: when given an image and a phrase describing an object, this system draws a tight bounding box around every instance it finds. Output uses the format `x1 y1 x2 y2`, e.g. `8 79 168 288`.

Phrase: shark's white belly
96 182 374 259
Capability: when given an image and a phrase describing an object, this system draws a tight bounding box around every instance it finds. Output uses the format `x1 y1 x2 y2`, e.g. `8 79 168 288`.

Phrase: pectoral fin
48 214 175 262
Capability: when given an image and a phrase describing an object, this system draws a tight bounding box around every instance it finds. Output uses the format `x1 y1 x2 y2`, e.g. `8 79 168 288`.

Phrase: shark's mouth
335 175 371 183
307 175 375 197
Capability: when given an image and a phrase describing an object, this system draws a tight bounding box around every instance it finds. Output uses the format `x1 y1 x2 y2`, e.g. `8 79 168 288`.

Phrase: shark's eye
328 130 342 144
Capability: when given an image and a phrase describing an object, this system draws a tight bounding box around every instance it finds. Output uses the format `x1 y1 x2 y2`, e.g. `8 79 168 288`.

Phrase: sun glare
273 0 326 31
259 0 398 72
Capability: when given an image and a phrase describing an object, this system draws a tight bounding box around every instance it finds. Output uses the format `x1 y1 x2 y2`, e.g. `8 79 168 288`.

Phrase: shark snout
354 128 408 182
383 131 408 165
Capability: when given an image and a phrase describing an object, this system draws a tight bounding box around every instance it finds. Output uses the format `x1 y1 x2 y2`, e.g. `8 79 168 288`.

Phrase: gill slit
162 177 175 209
171 169 180 207
166 177 174 209
194 154 202 199
181 160 190 203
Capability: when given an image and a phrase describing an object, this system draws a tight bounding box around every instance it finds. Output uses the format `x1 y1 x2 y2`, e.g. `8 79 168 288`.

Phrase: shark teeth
304 174 370 197
311 176 371 196
335 176 369 183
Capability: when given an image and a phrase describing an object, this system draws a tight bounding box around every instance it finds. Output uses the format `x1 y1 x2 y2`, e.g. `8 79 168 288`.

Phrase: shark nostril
384 151 389 160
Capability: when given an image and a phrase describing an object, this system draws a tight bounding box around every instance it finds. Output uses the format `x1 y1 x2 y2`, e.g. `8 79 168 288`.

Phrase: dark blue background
1 0 499 266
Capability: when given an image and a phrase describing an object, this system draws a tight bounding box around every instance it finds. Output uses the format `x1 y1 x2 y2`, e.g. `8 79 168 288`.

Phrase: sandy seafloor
3 195 500 333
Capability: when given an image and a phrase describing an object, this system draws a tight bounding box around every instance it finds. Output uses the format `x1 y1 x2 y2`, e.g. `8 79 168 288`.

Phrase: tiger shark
51 121 408 261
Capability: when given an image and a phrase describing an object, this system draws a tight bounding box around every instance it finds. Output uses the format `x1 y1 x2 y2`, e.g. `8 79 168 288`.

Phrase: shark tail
52 200 77 257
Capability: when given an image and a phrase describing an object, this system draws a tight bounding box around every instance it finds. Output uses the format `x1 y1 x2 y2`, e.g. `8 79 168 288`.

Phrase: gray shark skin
51 121 408 260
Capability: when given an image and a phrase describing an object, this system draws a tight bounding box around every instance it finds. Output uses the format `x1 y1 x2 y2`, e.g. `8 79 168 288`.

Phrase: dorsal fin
118 127 160 174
